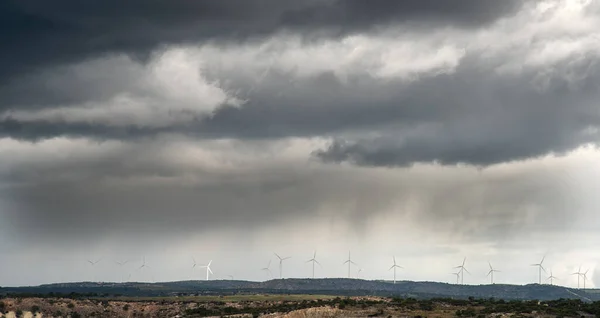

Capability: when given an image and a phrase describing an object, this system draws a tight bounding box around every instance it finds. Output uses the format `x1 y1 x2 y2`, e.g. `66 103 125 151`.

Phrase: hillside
1 279 597 301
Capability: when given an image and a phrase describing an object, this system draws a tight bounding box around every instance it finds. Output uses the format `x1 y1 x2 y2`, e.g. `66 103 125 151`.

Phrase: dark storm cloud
3 53 600 167
0 0 524 82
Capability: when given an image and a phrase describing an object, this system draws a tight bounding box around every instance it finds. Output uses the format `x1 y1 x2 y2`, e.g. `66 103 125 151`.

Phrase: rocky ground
1 295 598 317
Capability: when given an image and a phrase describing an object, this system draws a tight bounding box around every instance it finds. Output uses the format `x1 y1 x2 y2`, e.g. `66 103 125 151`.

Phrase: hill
1 279 597 301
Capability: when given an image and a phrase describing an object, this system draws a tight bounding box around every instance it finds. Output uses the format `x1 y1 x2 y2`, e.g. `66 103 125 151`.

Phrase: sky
1 0 600 288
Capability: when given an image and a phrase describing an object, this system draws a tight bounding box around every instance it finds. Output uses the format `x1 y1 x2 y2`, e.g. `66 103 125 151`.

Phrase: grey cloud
1 139 590 245
0 0 525 81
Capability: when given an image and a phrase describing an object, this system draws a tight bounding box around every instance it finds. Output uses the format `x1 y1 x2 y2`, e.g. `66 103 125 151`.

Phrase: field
2 294 600 317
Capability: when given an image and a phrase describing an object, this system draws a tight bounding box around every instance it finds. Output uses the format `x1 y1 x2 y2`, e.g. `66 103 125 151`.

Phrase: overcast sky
1 0 600 288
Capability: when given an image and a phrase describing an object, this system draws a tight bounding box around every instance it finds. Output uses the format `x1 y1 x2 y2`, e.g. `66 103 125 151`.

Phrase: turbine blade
463 268 471 275
462 257 466 266
208 267 214 274
389 265 395 271
315 260 322 267
208 260 212 266
488 262 492 270
274 253 281 260
540 255 545 264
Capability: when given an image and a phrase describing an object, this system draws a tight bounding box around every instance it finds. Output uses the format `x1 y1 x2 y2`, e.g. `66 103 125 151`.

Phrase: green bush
31 305 40 313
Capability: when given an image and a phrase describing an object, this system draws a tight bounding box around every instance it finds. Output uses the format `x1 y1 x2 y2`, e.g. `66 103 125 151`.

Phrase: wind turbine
227 275 234 280
343 251 357 279
200 260 213 281
137 256 151 282
486 262 500 284
451 272 460 284
547 270 558 286
572 265 583 288
306 251 321 279
115 259 129 283
274 253 291 279
261 260 273 279
138 256 150 271
191 257 198 269
530 255 546 284
582 269 590 289
454 257 470 285
357 268 363 279
87 258 102 282
389 256 403 284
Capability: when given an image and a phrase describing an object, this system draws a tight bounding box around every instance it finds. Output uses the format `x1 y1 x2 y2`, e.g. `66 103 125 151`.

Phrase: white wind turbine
261 260 273 279
547 270 558 286
530 255 546 284
389 256 403 284
138 256 150 271
115 259 129 283
572 265 583 288
486 262 500 284
200 260 213 281
582 269 590 289
357 268 363 279
137 256 153 282
343 251 357 279
87 258 102 282
274 253 291 279
306 251 321 279
454 257 470 285
451 272 460 284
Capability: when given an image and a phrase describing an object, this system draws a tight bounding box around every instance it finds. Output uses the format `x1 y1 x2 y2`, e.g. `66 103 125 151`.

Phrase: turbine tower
200 260 213 281
530 256 546 284
306 251 321 279
389 256 403 284
343 251 357 278
486 262 500 284
261 260 273 279
274 253 291 279
454 257 470 285
547 270 558 286
572 265 583 288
